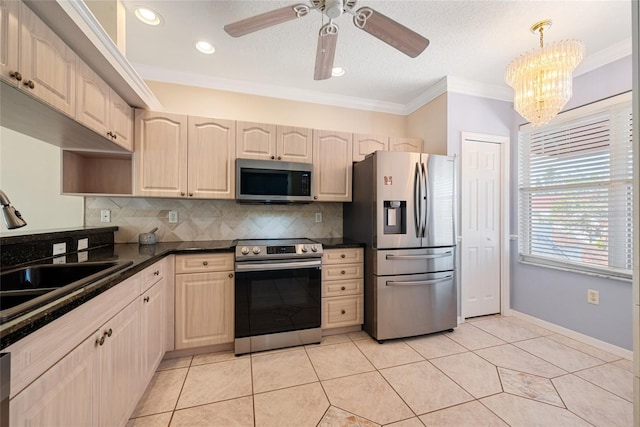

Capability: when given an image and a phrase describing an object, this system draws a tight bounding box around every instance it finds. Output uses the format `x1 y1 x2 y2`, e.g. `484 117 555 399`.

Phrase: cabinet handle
341 254 346 258
277 156 281 160
23 80 35 89
104 328 113 338
106 131 113 138
9 71 22 81
314 196 318 200
341 310 346 315
144 296 150 303
271 155 275 160
341 286 346 291
189 193 193 197
96 336 105 346
341 270 346 275
228 273 233 278
112 134 117 140
181 192 185 196
154 270 160 276
203 261 208 266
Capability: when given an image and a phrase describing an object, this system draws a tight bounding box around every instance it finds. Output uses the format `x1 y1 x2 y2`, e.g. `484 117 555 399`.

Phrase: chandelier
505 20 584 126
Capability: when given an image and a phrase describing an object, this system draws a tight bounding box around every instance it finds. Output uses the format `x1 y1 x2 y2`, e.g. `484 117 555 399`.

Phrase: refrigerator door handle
386 275 453 287
421 162 429 238
414 162 421 237
385 252 453 260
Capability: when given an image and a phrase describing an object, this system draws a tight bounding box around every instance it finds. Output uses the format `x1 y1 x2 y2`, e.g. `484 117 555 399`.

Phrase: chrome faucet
0 189 27 229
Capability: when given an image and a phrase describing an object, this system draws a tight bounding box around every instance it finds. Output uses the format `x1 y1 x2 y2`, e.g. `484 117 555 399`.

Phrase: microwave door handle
414 162 421 237
386 275 453 287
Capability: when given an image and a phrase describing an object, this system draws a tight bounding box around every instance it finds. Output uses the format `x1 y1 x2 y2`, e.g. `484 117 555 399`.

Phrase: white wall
0 126 84 235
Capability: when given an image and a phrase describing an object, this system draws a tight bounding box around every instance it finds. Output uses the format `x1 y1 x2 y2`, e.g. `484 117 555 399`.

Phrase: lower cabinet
174 253 234 350
321 248 364 330
8 258 169 427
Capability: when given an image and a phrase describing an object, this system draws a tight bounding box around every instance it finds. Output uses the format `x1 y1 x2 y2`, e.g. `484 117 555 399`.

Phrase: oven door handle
386 275 453 287
235 259 322 272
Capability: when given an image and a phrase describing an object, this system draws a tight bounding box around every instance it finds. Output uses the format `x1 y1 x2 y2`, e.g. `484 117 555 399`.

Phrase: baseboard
509 309 633 360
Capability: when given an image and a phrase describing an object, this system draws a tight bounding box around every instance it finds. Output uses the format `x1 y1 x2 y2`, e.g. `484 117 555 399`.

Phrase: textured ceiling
122 0 632 112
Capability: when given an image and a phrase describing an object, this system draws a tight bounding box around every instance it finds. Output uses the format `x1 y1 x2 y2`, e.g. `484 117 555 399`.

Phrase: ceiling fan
224 0 430 80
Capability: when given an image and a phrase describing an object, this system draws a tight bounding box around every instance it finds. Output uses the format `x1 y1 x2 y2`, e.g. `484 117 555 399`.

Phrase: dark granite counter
0 240 234 349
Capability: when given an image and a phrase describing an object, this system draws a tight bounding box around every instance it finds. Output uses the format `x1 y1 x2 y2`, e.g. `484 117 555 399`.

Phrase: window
518 92 633 280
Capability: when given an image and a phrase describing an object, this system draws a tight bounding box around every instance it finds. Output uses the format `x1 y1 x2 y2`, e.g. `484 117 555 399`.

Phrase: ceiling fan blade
314 23 339 80
224 4 310 37
353 7 429 58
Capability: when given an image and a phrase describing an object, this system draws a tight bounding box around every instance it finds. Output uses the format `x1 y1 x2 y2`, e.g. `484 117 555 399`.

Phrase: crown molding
574 37 633 77
133 64 408 115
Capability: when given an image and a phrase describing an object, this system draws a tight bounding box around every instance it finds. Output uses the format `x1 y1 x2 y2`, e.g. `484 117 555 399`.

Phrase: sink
0 260 133 322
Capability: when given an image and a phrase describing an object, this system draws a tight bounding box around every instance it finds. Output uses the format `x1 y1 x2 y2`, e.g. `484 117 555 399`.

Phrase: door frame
459 132 511 321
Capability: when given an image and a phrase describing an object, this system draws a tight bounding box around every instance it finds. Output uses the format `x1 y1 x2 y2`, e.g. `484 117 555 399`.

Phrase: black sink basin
0 261 133 322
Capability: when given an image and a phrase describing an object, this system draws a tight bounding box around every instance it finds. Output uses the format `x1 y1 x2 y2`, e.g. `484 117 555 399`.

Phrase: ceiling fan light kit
505 19 585 126
224 0 429 81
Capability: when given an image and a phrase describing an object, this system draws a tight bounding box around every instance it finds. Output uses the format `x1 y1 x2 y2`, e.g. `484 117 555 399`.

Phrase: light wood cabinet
18 1 76 116
134 110 188 198
76 59 133 151
0 0 19 87
175 253 234 349
134 111 235 199
188 116 236 199
353 133 389 162
237 122 313 163
321 248 364 330
389 136 423 153
312 130 353 202
141 277 166 387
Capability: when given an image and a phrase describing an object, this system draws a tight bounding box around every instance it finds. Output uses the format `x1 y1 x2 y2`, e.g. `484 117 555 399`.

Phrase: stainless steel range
234 238 323 355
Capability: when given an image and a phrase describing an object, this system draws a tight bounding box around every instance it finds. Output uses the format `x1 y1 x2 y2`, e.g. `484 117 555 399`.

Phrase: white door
461 136 503 318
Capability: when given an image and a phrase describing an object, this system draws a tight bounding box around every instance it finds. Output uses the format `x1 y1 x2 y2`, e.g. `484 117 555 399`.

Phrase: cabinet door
19 2 76 116
277 126 313 163
175 271 234 349
134 110 188 197
188 116 236 199
353 134 388 162
10 333 99 426
110 88 133 151
76 58 109 136
236 121 277 160
312 130 353 202
389 136 423 153
99 299 141 427
141 278 166 386
0 0 19 86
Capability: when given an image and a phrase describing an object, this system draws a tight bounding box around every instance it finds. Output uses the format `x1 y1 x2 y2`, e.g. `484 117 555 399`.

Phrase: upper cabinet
76 59 133 151
389 136 423 153
237 122 313 163
353 133 389 162
313 130 353 202
7 1 77 116
134 111 236 199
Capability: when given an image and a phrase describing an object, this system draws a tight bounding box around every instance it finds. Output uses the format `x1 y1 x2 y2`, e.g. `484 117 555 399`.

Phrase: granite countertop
0 237 365 349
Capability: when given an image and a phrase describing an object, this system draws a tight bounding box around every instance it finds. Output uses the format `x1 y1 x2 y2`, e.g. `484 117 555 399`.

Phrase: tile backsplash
85 197 342 243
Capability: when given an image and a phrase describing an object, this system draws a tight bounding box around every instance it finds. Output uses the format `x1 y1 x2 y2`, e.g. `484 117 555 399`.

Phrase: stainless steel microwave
236 159 313 203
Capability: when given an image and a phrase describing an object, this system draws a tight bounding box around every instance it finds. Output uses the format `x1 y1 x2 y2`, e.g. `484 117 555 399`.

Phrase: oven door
234 259 322 340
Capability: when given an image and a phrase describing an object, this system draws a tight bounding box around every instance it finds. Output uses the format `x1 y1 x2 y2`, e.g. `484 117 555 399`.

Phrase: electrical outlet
100 209 111 223
587 289 600 305
77 238 88 251
315 212 322 223
169 211 178 223
53 242 66 256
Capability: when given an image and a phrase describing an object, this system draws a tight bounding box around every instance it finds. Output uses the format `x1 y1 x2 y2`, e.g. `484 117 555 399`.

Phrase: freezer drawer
374 247 455 276
367 271 456 341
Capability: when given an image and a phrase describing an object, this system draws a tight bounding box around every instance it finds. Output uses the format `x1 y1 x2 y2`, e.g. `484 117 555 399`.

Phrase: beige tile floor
127 315 634 427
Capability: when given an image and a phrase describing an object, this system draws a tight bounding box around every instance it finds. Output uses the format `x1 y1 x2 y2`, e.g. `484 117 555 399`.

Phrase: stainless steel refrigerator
344 150 456 341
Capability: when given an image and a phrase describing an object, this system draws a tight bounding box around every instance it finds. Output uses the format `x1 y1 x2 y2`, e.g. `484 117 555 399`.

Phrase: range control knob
241 247 250 255
301 245 308 253
252 246 261 254
311 245 318 252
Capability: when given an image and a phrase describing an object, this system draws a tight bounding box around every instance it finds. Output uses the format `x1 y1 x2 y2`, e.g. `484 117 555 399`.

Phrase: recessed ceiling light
331 67 346 77
134 7 161 26
195 40 215 55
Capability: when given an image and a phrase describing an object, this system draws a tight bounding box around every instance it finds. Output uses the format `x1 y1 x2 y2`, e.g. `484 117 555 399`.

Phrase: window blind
519 93 633 279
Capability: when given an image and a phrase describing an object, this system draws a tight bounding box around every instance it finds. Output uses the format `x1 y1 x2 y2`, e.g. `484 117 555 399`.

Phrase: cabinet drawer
322 263 363 281
175 253 234 274
322 248 363 265
141 259 165 292
322 278 363 297
322 295 363 329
